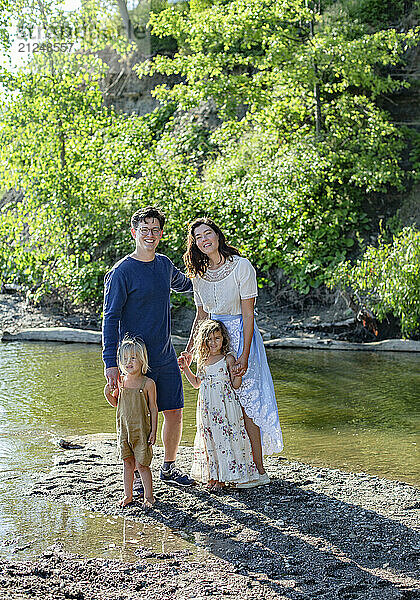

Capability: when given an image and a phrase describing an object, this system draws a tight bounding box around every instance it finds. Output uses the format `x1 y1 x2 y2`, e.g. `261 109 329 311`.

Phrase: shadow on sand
148 477 420 600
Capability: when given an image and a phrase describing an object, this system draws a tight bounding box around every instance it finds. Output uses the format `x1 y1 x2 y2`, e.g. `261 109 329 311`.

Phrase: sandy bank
2 440 414 599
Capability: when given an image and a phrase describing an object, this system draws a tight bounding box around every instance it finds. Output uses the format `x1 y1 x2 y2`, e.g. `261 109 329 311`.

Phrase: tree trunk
115 0 134 41
115 0 151 56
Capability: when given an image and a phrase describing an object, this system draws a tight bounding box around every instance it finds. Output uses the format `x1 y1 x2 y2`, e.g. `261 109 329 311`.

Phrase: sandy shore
1 440 418 599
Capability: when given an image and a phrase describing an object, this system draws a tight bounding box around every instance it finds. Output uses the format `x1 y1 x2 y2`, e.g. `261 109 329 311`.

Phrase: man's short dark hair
131 206 165 231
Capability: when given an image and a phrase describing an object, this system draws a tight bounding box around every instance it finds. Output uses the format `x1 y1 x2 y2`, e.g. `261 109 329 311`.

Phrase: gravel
1 440 418 600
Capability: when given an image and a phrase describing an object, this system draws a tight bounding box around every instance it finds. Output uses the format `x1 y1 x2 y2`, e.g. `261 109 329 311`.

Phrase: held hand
105 367 120 390
178 351 193 367
234 354 248 376
104 383 118 407
104 383 118 396
148 431 156 445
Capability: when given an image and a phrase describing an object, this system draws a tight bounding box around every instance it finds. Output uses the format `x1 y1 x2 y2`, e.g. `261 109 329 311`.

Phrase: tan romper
116 377 153 467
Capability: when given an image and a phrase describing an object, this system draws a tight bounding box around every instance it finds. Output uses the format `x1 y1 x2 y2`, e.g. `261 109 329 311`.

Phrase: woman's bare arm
235 297 255 375
181 305 209 367
226 354 242 389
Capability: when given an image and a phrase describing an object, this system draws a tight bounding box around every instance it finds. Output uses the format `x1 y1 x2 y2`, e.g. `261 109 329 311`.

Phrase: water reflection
0 493 196 562
0 342 418 482
0 342 110 436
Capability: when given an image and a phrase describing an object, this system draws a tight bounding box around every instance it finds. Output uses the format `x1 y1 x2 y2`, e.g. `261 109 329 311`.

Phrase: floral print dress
191 357 258 484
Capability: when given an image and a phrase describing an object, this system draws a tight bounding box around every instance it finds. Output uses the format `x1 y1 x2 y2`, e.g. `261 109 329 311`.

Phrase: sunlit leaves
330 227 420 336
139 0 418 133
1 0 418 320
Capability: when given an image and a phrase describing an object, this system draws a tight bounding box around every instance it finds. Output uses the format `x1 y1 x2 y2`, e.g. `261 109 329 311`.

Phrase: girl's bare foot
207 480 225 492
209 481 225 493
206 479 217 490
119 495 133 507
143 496 155 508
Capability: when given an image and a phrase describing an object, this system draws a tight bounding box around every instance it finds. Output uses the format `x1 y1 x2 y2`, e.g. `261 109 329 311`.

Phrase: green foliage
329 227 420 337
170 291 194 309
201 131 371 293
0 0 418 328
346 0 410 29
0 44 179 303
139 0 418 134
156 110 219 168
138 0 312 121
0 0 12 53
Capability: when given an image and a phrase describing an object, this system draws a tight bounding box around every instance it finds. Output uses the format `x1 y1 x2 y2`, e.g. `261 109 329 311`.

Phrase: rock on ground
3 441 417 600
0 291 366 342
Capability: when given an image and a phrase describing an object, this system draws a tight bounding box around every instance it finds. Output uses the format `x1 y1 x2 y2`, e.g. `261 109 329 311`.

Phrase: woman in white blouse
181 218 283 488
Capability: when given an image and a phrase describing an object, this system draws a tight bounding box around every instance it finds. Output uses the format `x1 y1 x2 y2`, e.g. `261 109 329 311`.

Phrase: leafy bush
201 131 370 293
0 55 178 304
329 226 420 337
347 0 410 29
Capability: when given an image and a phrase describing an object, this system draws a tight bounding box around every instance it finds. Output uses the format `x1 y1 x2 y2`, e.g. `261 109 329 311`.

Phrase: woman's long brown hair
183 218 240 277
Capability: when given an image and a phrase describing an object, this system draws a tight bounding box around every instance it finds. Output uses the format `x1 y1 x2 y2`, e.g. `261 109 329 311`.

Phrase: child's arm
104 383 118 407
178 355 201 389
144 379 158 445
227 354 242 389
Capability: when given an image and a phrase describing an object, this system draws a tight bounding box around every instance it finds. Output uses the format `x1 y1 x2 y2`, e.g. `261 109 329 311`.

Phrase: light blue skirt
211 314 284 456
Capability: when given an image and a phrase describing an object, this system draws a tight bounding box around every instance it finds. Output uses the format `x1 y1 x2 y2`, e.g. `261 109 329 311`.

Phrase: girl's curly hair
193 319 231 367
183 218 240 278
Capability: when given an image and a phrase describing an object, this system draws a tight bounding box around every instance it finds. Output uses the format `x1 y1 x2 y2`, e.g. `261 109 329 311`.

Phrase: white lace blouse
192 256 258 315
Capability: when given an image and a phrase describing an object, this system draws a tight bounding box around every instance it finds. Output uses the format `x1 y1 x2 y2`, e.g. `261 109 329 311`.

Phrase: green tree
139 0 418 135
1 0 419 320
133 0 418 296
1 54 118 300
329 226 420 337
0 38 197 303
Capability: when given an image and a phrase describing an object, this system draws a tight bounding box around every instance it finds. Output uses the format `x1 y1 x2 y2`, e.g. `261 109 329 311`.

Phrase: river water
0 341 418 561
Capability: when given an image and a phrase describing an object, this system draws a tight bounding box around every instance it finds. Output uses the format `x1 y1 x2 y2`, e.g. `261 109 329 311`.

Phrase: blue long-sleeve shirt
102 254 192 369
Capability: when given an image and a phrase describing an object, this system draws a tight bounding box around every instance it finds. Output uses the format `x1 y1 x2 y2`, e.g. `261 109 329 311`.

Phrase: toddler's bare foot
119 495 133 507
143 496 155 508
206 479 217 490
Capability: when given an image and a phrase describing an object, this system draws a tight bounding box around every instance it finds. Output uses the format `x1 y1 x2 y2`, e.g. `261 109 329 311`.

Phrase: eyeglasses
138 227 161 237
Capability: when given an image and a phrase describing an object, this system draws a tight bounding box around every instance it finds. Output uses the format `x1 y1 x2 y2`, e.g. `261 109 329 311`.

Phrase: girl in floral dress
179 319 258 491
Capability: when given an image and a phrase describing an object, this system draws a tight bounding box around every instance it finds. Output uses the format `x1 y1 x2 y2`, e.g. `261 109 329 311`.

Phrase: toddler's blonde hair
193 319 231 367
117 336 149 375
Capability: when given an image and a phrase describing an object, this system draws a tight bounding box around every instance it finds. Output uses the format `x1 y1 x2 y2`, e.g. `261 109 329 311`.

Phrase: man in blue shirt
103 206 194 489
